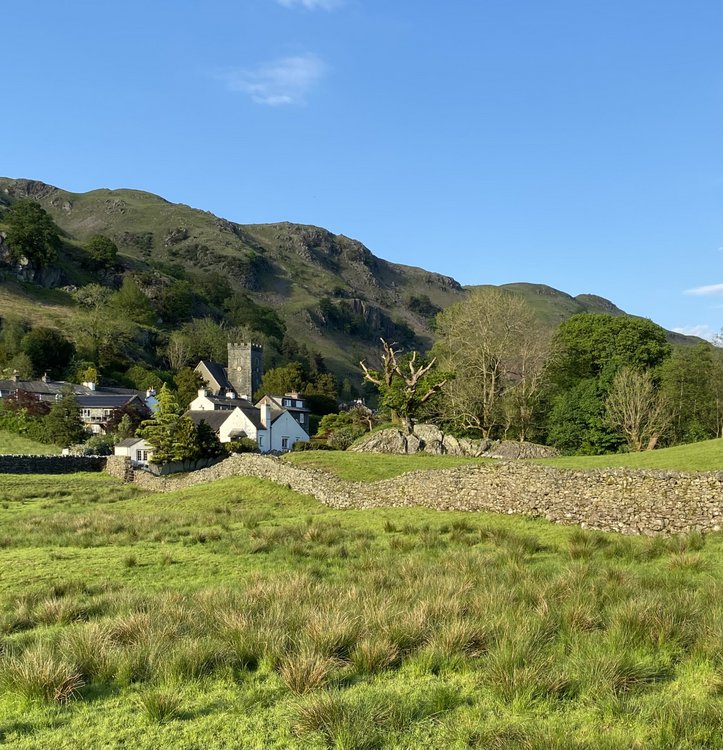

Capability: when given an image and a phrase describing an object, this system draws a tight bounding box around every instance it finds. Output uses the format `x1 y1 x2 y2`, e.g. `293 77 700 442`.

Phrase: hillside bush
225 437 258 454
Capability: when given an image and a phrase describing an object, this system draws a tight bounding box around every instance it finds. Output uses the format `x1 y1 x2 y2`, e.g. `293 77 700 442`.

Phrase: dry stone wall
0 455 107 474
110 453 723 537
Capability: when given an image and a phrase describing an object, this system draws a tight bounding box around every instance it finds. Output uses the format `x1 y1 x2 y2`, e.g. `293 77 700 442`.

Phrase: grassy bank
1 472 723 748
284 450 486 481
539 437 723 472
0 430 61 455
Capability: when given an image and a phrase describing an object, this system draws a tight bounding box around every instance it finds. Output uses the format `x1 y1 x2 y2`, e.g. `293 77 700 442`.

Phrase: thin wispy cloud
276 0 344 9
672 324 717 341
222 54 326 106
685 283 723 296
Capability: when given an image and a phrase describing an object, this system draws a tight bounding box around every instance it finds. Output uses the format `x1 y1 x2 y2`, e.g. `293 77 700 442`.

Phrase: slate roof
196 360 233 394
116 437 144 447
184 410 234 431
202 395 254 410
76 394 142 409
237 406 263 430
0 379 150 401
265 394 311 413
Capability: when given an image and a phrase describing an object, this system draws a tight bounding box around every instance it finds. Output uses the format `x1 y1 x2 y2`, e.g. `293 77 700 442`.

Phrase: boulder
414 424 444 445
350 429 408 454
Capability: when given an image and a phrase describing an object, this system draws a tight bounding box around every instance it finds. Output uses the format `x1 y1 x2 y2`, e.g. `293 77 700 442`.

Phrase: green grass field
285 450 487 481
540 437 723 472
0 430 61 455
2 469 723 748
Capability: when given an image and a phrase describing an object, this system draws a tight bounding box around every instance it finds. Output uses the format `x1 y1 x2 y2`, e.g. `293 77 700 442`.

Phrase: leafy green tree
137 384 181 464
166 318 227 370
3 200 60 268
137 385 183 463
194 271 233 307
255 362 306 399
660 343 723 443
21 327 75 377
124 365 163 392
110 277 155 325
225 292 286 342
195 419 223 458
0 316 30 363
137 384 219 463
85 235 118 270
549 314 671 390
74 307 136 370
159 280 194 324
305 372 338 399
1 352 34 379
547 379 624 455
174 367 206 410
44 387 86 447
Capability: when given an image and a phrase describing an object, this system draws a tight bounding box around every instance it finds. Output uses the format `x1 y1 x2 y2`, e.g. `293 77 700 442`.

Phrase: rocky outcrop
0 232 62 287
350 424 559 459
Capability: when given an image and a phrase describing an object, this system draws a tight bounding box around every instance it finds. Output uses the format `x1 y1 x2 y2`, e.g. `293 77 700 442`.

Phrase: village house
113 437 154 467
0 373 157 435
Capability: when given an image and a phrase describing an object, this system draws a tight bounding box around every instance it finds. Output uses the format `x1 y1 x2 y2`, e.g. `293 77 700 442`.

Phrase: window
299 413 305 424
281 436 289 450
283 399 291 407
258 435 264 447
295 400 303 408
135 450 148 462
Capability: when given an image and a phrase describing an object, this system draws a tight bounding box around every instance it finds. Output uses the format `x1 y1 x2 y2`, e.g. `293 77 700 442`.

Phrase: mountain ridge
0 177 702 380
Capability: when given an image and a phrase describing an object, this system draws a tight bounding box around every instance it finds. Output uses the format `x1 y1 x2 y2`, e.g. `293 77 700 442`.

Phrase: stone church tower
227 342 263 399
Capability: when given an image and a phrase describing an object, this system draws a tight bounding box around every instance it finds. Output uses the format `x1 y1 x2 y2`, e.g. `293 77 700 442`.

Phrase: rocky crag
349 424 560 459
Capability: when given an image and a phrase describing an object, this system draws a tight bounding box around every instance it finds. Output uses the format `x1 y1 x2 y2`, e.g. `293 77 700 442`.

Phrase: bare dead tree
360 339 447 433
606 366 670 451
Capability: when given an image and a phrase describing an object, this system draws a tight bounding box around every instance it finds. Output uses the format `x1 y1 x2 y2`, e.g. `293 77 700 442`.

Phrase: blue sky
3 0 721 338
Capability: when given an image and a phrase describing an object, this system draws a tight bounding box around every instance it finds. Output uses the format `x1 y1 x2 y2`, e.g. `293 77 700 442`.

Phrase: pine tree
137 384 182 463
44 387 86 447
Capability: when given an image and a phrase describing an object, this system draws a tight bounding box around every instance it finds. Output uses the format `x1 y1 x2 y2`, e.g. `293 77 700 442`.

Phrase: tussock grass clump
350 638 399 675
2 644 84 703
163 637 231 681
294 684 464 748
484 622 572 703
60 623 113 681
278 648 339 694
571 646 669 699
294 690 392 749
136 688 182 724
426 618 490 659
304 611 360 659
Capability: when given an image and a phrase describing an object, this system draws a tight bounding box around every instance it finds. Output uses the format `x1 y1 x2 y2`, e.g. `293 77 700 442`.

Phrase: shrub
225 437 258 454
